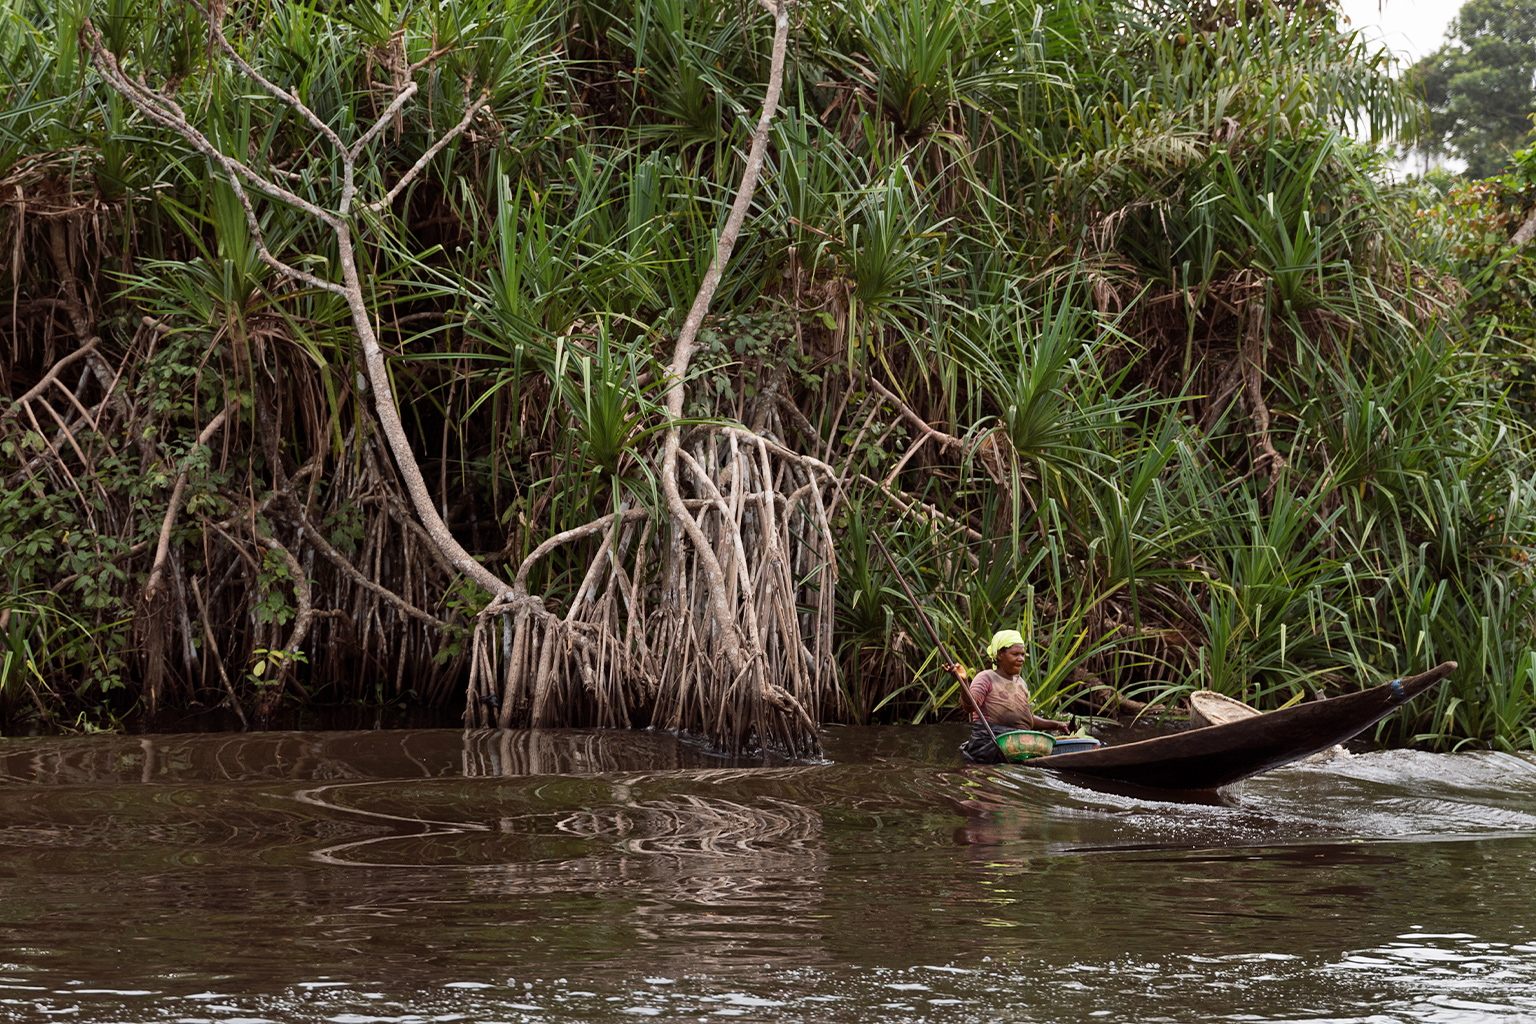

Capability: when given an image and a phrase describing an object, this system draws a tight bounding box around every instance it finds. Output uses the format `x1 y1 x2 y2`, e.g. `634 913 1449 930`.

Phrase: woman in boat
946 629 1070 763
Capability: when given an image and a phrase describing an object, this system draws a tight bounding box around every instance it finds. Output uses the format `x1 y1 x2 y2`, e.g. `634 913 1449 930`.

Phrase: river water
2 724 1535 1023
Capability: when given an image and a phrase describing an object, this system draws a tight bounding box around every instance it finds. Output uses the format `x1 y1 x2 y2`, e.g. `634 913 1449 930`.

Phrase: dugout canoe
1024 661 1457 790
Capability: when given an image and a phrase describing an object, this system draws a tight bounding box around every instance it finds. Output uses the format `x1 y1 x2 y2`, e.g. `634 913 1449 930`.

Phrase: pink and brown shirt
968 669 1035 728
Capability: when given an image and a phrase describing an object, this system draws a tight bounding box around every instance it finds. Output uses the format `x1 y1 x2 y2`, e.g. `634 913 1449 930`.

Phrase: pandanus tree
10 0 1536 753
76 0 834 752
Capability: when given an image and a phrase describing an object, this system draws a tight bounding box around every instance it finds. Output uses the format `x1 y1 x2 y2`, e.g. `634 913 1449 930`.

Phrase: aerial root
465 417 835 755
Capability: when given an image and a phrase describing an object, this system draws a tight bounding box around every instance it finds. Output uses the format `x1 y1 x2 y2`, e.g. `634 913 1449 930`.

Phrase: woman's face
995 643 1026 677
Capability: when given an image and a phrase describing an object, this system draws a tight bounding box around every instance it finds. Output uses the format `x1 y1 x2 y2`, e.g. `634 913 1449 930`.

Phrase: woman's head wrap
986 629 1026 662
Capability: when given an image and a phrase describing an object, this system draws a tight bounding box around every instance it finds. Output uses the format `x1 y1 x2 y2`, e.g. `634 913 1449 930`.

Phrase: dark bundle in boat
1027 662 1457 790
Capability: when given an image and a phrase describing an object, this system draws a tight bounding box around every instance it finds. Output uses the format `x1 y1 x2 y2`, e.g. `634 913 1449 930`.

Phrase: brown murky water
2 725 1536 1022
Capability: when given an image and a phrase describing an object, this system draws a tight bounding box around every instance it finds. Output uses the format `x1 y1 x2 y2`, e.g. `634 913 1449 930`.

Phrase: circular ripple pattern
1 726 1534 1023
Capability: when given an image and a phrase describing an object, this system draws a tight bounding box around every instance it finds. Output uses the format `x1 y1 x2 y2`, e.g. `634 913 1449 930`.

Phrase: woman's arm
1030 711 1071 732
943 662 992 721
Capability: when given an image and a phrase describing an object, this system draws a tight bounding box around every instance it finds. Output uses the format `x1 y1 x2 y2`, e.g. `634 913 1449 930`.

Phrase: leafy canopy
1407 0 1536 178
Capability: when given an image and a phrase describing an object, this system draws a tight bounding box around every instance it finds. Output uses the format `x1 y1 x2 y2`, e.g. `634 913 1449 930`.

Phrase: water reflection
0 727 753 786
554 791 820 854
3 727 1536 1023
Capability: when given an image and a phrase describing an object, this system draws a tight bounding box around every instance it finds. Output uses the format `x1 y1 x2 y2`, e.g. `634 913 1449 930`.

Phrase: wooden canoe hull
1026 662 1457 791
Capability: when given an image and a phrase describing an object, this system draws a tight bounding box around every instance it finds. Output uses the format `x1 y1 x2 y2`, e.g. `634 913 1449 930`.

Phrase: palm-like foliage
4 0 1536 753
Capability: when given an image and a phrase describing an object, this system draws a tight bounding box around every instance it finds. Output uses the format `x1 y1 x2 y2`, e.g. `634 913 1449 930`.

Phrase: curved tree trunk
86 2 830 754
465 0 830 753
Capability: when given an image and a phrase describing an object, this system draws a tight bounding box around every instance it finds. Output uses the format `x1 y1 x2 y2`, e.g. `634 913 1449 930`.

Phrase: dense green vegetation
3 0 1536 752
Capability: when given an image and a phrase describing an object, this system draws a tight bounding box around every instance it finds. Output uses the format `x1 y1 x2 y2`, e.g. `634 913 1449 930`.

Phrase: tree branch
658 0 792 675
85 14 516 605
286 499 449 630
513 508 653 593
1512 206 1536 248
144 406 231 603
865 374 965 454
0 338 98 423
190 575 250 731
363 89 490 214
350 82 421 161
187 0 347 154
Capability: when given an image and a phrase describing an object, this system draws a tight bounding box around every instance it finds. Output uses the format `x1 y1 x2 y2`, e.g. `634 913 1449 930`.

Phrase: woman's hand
943 662 970 684
1039 717 1071 733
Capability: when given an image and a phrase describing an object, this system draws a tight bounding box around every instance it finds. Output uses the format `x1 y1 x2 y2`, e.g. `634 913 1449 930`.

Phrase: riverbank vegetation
4 0 1536 752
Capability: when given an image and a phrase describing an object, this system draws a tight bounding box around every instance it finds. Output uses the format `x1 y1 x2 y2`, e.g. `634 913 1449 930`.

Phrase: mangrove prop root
462 0 829 754
32 1 831 750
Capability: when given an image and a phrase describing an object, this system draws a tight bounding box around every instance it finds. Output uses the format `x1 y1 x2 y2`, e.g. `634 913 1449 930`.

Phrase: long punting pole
869 531 1001 748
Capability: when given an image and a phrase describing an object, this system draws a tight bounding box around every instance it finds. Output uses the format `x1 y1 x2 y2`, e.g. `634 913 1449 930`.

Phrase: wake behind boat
1022 662 1458 790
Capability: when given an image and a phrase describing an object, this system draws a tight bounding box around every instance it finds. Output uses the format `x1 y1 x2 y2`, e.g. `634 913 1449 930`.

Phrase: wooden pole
868 531 1000 747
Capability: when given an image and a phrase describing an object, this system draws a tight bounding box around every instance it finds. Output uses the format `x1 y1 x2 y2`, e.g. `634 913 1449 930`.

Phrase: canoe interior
1188 690 1259 729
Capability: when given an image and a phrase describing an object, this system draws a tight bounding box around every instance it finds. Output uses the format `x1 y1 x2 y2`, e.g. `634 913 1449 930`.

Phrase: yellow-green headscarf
986 629 1025 662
